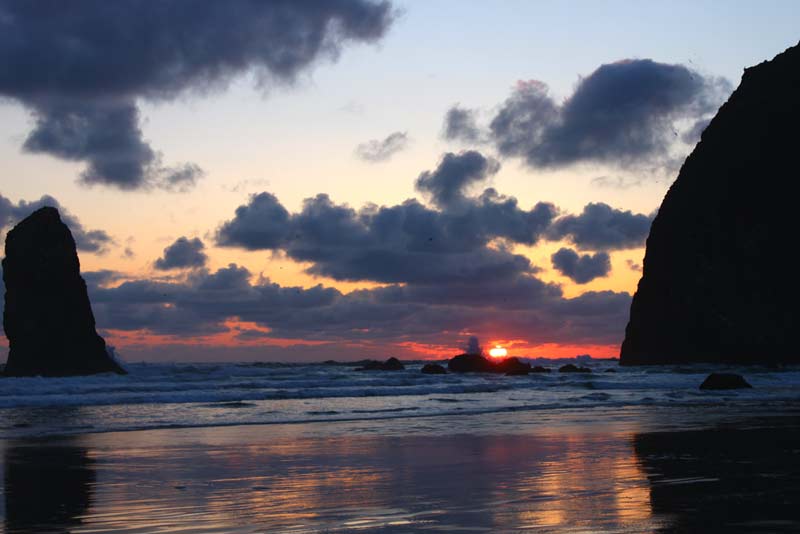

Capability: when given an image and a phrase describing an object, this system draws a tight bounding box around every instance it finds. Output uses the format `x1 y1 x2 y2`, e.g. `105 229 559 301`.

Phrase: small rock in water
355 357 405 371
699 373 753 390
421 363 447 374
559 364 592 373
530 366 551 373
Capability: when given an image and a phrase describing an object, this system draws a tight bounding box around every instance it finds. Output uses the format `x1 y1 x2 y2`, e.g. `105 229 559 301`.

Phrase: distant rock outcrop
2 207 125 376
621 42 800 365
447 353 531 374
421 363 447 374
355 357 405 371
558 364 591 373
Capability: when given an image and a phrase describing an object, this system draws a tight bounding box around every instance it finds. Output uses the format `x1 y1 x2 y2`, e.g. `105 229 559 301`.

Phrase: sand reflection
2 439 95 534
1 426 660 533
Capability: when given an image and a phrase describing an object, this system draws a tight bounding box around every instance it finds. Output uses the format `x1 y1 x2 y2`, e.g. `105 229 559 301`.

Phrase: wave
1 361 799 438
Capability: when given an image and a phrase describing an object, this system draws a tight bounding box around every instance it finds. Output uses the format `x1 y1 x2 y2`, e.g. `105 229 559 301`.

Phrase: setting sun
488 345 508 358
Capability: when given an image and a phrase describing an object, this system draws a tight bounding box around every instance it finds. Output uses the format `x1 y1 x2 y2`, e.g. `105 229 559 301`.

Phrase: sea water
0 359 798 438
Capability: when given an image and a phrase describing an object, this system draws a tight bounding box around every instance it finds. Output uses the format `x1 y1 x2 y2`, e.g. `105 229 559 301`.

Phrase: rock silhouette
699 373 752 390
621 42 800 365
558 364 591 373
447 353 531 374
355 357 405 371
421 363 447 374
2 207 125 376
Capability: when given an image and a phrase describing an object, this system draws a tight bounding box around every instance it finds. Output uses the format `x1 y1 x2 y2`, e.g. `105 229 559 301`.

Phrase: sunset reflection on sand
2 422 662 533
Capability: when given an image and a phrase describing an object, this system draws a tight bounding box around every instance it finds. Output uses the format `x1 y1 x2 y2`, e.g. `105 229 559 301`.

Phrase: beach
2 399 800 533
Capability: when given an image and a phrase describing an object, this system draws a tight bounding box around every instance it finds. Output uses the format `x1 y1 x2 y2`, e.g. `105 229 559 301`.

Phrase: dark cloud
0 193 113 253
626 259 642 272
453 61 731 169
355 131 409 162
83 270 126 288
155 237 208 270
551 248 611 284
489 80 560 158
681 117 712 145
548 202 652 251
442 105 482 142
87 262 631 348
415 151 500 209
216 152 556 285
217 192 551 285
0 0 395 189
216 192 291 250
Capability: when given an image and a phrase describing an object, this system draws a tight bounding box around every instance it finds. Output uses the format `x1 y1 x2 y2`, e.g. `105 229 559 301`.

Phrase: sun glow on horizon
488 345 508 358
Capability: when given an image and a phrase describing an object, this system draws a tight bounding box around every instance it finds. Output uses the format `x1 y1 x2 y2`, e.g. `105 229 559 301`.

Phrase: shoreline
4 397 800 441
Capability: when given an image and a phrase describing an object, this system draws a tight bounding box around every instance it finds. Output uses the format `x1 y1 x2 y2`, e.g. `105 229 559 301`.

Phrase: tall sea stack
621 42 800 365
2 207 125 376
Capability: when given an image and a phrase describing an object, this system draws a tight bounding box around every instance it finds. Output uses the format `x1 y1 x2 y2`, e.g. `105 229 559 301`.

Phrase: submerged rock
621 42 800 365
558 364 592 373
447 353 531 374
699 373 753 390
355 357 405 371
530 366 551 373
2 207 125 376
421 363 447 374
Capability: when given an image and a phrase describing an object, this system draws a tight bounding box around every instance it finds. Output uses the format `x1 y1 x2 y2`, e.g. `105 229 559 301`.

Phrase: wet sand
1 407 799 533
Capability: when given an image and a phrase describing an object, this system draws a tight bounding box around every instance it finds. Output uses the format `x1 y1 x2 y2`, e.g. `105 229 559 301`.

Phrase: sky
1 0 798 363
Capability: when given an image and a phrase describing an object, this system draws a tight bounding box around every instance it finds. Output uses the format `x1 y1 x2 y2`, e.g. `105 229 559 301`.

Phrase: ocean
1 358 798 439
2 359 800 532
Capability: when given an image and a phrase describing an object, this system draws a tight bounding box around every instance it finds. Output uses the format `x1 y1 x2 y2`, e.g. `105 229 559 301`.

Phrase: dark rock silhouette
421 363 447 374
355 357 405 371
621 42 800 365
2 207 125 376
558 364 591 373
699 372 752 390
530 366 551 373
447 353 531 374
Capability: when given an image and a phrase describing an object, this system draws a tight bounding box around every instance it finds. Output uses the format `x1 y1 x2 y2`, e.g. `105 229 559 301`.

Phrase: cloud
590 175 643 189
217 152 556 285
355 131 409 162
155 237 208 270
216 192 292 250
626 259 642 272
0 0 395 189
87 262 631 349
415 151 500 209
0 193 113 253
442 105 482 142
547 202 652 251
551 248 611 284
681 117 712 145
448 60 731 170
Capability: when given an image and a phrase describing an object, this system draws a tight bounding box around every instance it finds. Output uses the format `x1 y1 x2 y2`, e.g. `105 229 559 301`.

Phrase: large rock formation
3 207 125 376
620 42 800 365
447 353 531 374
